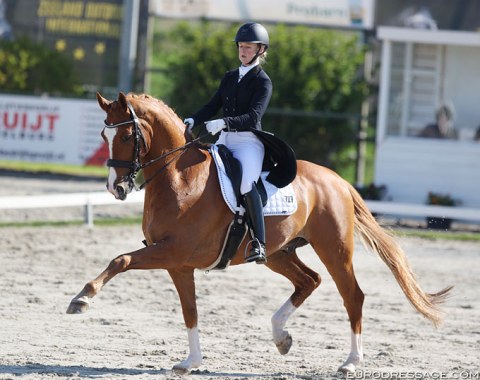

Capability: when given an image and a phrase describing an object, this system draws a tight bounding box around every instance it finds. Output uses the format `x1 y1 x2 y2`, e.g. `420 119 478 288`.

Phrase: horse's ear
96 92 111 111
118 92 128 111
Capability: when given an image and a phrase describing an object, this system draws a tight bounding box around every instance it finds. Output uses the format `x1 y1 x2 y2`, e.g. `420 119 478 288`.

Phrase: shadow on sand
0 363 331 379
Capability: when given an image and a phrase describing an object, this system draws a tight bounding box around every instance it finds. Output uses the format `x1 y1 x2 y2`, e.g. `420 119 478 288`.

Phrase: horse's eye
121 134 133 142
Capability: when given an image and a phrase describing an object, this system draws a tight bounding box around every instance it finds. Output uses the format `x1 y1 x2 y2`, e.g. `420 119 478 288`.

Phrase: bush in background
0 37 79 95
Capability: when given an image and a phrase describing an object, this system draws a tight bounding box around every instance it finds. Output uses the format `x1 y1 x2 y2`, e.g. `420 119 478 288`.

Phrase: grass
0 160 106 178
0 216 143 229
394 228 480 242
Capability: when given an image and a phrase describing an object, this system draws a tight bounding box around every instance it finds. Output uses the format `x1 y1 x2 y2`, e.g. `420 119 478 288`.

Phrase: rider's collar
239 61 259 80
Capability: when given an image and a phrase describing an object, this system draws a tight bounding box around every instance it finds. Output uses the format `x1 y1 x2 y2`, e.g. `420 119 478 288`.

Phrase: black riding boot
243 184 267 264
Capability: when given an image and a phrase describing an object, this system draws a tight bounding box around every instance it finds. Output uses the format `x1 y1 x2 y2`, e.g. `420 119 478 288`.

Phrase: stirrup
245 240 267 264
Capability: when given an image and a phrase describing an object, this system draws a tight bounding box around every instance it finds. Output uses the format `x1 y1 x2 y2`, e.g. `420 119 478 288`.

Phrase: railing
366 200 480 223
0 191 144 227
1 192 479 227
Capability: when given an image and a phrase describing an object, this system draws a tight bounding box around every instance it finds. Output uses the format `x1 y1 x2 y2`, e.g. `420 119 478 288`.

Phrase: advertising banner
0 95 107 166
150 0 375 30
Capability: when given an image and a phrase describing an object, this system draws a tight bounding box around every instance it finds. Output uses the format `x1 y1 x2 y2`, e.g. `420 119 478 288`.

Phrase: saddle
204 144 297 271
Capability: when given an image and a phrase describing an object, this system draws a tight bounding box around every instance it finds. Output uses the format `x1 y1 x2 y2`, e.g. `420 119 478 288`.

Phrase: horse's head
97 92 147 200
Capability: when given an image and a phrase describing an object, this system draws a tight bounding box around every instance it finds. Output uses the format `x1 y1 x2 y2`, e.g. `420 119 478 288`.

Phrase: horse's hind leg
266 250 321 355
310 234 365 373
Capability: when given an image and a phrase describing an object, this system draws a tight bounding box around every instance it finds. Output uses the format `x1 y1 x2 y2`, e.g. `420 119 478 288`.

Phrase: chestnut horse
67 92 451 374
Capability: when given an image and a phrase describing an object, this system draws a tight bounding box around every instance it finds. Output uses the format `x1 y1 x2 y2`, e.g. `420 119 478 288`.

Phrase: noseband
103 101 204 190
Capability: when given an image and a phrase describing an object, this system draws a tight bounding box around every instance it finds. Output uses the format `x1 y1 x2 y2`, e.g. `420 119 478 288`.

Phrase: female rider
184 22 271 264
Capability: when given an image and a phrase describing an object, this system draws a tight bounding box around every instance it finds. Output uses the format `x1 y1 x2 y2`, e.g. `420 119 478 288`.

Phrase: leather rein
103 101 204 190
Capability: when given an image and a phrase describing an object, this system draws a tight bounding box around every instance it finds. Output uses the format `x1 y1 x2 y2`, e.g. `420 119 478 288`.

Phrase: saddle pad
210 145 297 216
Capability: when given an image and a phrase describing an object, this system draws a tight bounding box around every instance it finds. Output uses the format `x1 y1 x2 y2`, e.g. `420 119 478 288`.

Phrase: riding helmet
234 22 269 48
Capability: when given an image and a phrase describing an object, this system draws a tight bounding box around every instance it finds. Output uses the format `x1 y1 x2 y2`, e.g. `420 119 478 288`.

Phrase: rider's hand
206 119 226 135
184 118 194 132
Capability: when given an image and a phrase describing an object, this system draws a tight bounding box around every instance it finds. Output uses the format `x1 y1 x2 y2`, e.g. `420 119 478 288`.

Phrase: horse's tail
347 183 453 327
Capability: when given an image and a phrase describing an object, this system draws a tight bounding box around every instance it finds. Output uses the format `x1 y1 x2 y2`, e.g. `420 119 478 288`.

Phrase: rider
184 22 271 264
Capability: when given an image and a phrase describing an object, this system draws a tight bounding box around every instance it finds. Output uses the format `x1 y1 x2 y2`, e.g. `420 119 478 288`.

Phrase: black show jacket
192 65 272 132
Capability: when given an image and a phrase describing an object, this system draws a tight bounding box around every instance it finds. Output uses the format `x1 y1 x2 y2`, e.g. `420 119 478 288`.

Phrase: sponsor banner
0 95 107 166
150 0 375 29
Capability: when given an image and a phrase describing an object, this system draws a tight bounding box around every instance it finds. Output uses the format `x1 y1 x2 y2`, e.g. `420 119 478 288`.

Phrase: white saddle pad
210 145 297 216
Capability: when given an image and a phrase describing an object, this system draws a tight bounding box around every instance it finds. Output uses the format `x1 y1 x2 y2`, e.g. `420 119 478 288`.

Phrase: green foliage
427 192 461 206
0 37 79 95
150 21 368 170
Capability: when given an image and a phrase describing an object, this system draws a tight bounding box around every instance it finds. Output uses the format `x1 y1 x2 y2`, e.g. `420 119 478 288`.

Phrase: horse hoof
338 363 356 374
172 365 190 375
66 300 89 314
275 333 293 355
338 354 361 374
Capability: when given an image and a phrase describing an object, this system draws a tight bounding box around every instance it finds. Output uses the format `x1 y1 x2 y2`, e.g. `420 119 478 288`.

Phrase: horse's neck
141 111 210 198
142 145 210 206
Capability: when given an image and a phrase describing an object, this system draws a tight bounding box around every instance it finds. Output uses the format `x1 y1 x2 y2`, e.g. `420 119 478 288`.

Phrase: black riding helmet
234 22 269 65
234 22 269 49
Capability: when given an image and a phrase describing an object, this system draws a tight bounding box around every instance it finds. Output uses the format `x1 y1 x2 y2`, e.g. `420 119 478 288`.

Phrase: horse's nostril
116 185 125 197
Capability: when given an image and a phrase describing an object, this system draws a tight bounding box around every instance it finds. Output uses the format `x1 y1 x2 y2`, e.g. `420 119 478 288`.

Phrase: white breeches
216 130 265 194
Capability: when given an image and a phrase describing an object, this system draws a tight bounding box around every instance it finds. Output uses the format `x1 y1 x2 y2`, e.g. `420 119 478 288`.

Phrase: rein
104 101 206 190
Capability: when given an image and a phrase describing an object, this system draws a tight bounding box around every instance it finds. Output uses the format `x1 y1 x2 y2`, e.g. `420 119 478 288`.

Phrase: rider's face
238 42 263 66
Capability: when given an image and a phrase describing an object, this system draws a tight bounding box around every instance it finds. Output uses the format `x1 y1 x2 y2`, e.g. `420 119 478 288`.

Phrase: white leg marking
103 127 118 195
172 327 202 374
271 299 297 344
271 299 297 354
339 330 363 373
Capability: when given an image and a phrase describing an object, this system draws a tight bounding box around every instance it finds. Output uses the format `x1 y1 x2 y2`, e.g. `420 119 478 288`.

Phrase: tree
0 37 79 95
150 21 367 170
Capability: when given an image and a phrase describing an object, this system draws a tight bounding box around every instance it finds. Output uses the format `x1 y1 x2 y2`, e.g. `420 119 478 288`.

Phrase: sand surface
0 173 479 379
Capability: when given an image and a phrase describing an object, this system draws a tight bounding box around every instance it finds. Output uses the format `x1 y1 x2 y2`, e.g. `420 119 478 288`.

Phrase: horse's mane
126 93 184 133
127 93 179 121
126 92 207 146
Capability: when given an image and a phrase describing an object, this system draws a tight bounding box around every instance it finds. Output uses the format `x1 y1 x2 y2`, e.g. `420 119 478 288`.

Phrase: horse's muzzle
116 184 128 200
107 181 132 200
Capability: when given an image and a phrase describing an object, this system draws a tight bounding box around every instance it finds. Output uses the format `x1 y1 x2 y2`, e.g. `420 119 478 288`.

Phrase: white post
377 39 392 145
85 197 94 228
119 0 140 92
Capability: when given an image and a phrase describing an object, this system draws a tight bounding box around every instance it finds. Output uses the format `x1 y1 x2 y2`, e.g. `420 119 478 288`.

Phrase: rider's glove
206 119 226 135
183 118 194 132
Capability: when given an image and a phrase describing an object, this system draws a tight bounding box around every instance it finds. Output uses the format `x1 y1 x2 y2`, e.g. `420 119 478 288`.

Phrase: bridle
103 101 204 190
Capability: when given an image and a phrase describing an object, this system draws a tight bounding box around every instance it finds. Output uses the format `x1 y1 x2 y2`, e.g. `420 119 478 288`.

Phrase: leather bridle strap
104 102 143 171
103 101 208 190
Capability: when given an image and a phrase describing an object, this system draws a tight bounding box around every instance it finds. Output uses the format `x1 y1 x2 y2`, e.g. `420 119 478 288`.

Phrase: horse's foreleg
266 250 321 355
66 251 134 314
66 244 180 314
168 268 202 374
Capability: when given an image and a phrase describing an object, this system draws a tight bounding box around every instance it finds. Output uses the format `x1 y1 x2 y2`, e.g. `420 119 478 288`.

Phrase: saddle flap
216 144 242 203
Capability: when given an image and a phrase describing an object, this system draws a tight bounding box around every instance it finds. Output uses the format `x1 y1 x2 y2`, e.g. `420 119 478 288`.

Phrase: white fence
1 191 479 227
0 191 144 228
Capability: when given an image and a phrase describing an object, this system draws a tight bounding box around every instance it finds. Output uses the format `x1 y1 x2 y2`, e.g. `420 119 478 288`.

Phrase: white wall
374 138 480 207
